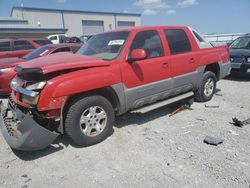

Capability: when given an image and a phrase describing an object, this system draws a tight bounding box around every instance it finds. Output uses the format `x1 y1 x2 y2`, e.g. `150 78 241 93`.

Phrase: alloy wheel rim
79 106 107 137
204 78 214 97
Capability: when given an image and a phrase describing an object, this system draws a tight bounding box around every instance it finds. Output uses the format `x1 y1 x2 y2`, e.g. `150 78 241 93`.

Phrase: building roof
0 28 68 34
0 17 28 23
11 6 141 17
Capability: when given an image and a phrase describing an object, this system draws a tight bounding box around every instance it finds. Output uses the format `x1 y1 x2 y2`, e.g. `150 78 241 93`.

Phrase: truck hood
230 49 250 57
18 53 111 74
0 57 26 69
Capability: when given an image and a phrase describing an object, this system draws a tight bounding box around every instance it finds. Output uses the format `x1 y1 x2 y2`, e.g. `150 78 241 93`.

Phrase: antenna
20 0 24 19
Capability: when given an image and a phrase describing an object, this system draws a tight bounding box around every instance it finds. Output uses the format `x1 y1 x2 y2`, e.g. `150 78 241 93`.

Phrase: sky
0 0 249 34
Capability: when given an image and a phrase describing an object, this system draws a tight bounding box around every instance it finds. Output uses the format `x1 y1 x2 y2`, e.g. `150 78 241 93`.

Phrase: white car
47 34 67 44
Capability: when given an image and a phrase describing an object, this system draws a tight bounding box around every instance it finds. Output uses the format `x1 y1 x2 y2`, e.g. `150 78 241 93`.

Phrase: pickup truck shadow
12 101 190 160
12 135 74 161
116 105 174 128
224 74 250 82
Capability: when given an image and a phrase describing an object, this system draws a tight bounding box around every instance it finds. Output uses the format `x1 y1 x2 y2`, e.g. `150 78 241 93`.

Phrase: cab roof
104 26 190 34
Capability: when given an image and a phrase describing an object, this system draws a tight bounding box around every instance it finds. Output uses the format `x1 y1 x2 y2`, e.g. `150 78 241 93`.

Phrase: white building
0 7 141 38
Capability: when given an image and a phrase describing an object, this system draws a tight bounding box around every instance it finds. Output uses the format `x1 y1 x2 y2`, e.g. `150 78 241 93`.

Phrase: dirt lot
0 76 250 188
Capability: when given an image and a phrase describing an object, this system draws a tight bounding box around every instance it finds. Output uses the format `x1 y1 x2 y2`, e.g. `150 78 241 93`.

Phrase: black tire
65 95 114 147
194 71 217 102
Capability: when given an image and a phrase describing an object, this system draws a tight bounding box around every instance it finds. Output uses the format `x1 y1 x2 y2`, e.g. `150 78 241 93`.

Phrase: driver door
120 30 172 110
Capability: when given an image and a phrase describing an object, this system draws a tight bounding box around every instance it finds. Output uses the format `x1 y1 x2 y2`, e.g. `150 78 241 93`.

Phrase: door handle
189 58 195 63
162 62 169 68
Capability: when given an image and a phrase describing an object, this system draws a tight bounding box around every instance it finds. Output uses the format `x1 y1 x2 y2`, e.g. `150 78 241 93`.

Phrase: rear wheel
194 71 217 102
65 95 114 147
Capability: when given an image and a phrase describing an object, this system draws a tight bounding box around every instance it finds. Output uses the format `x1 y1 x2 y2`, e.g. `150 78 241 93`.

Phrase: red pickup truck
0 26 231 151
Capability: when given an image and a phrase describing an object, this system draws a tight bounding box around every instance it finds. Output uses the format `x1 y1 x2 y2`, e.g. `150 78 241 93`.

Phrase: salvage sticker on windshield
108 40 125 46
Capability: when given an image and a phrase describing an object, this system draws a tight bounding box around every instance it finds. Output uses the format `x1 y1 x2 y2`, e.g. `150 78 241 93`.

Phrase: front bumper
219 62 231 79
230 62 250 73
0 100 59 151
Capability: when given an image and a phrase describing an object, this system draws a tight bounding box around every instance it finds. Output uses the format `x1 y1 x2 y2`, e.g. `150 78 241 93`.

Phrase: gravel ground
0 76 250 188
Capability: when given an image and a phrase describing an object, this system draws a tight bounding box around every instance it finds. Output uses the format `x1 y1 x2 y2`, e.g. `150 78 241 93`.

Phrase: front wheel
65 95 114 147
194 71 217 102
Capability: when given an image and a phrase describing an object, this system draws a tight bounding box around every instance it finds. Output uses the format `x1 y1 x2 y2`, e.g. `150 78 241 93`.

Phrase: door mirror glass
128 49 146 62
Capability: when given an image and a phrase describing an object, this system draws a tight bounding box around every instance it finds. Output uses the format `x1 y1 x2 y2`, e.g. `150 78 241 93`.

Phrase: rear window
34 40 52 46
13 40 35 50
49 36 57 40
0 41 11 52
164 29 192 55
23 46 50 60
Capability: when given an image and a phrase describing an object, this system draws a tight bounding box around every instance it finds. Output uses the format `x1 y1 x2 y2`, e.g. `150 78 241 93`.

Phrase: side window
49 36 57 41
0 42 11 52
25 41 35 49
13 40 34 50
59 36 67 43
51 47 71 54
164 29 192 55
130 30 164 59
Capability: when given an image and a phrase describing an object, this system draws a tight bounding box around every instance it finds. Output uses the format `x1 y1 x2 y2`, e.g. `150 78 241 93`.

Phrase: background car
65 36 82 43
0 43 82 95
79 35 92 43
229 34 250 74
47 34 67 44
0 38 52 59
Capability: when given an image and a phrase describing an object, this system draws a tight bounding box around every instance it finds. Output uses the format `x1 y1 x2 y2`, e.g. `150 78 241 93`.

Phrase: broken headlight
0 68 10 75
22 81 46 105
26 81 46 91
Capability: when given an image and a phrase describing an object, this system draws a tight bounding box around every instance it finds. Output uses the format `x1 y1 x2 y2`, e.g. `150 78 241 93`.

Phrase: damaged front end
0 68 60 151
0 95 60 151
0 99 59 151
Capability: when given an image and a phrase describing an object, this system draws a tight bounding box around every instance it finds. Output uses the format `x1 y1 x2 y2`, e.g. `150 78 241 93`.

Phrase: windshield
230 37 250 49
23 46 51 60
77 31 130 60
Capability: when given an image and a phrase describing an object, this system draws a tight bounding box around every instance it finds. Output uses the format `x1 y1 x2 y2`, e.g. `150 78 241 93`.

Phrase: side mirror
128 49 146 62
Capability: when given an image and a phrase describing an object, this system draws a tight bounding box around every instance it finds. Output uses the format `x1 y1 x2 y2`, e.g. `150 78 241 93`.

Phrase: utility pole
20 0 24 19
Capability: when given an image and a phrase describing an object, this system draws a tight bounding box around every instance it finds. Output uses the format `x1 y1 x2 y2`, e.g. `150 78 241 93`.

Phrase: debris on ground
196 118 206 121
169 104 192 117
196 118 208 123
228 130 239 136
24 178 31 183
204 136 224 146
205 104 220 108
231 118 250 128
21 174 28 178
181 131 192 135
232 118 244 127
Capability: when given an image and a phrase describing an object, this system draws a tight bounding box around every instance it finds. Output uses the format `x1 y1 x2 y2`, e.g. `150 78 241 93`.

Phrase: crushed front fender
0 101 59 151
